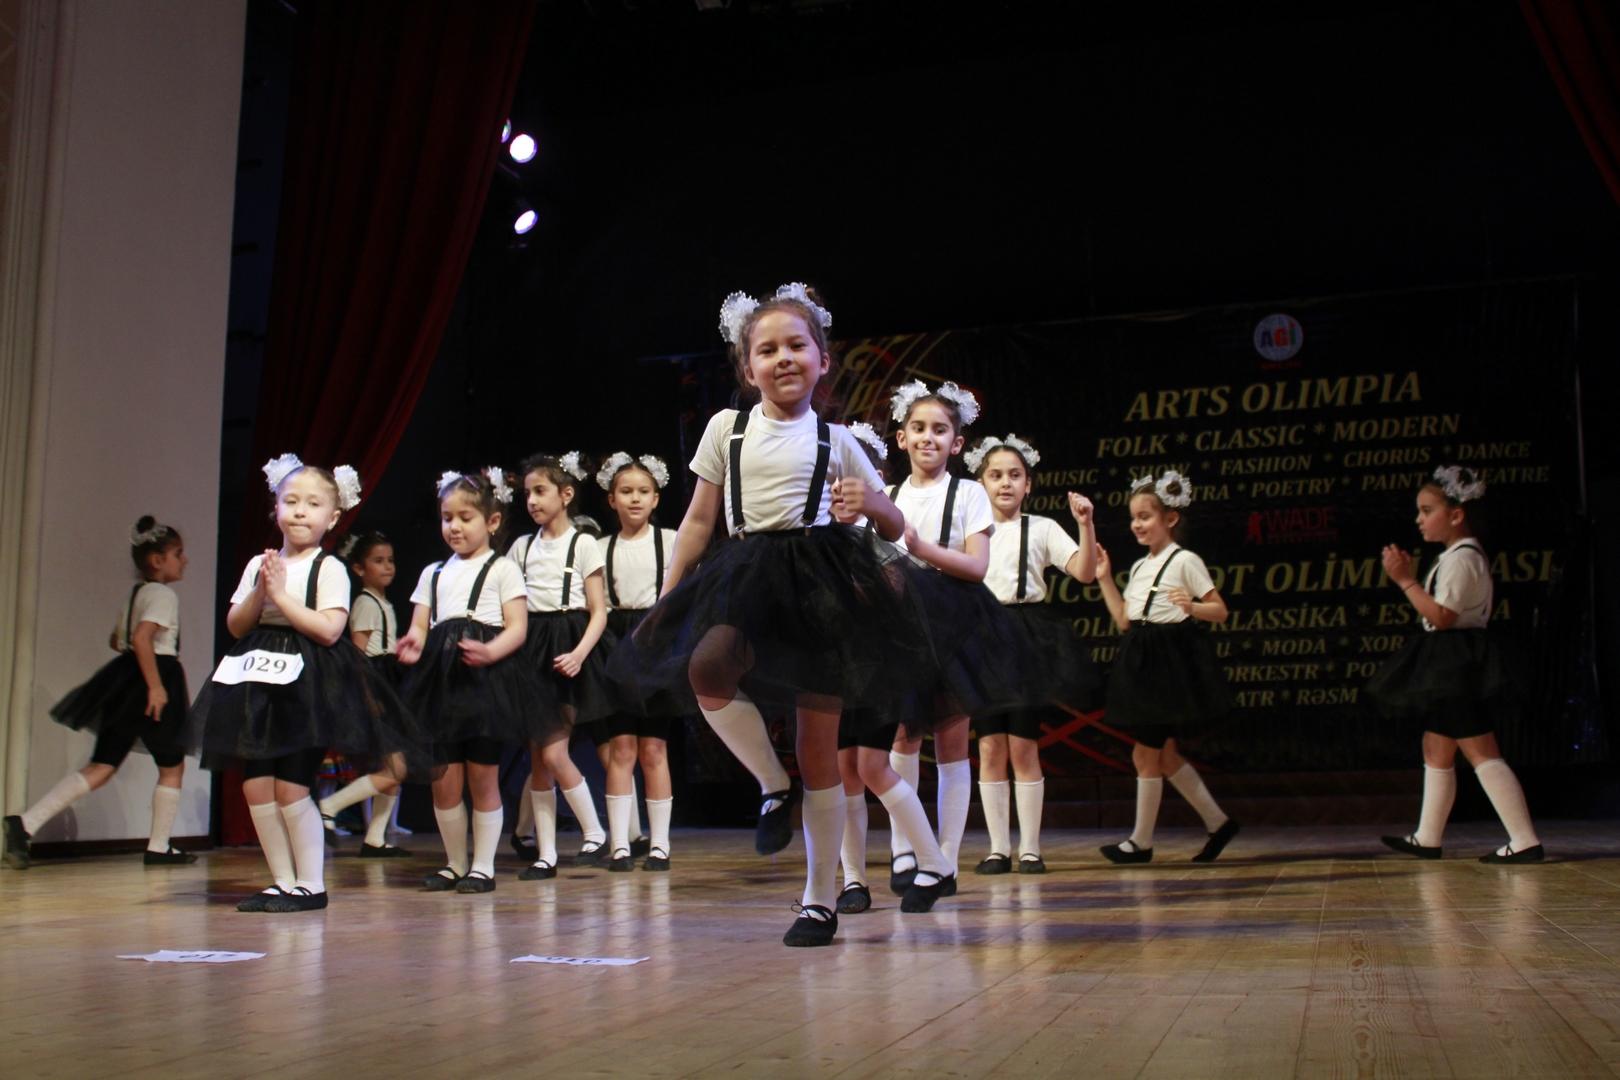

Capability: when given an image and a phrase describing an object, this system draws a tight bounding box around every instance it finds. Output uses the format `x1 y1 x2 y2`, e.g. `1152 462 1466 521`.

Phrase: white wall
22 0 244 842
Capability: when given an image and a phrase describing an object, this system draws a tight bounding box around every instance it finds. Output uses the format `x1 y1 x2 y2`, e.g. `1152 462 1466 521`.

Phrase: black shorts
975 708 1046 741
596 715 672 743
838 714 899 752
438 737 505 766
241 746 327 789
91 725 186 769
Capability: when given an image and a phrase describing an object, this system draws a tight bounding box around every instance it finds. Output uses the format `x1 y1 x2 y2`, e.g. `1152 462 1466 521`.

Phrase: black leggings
241 747 327 790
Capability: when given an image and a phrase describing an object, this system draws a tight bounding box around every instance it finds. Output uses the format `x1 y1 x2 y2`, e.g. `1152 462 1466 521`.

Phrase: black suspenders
606 529 664 608
727 409 832 535
868 478 962 552
1426 541 1485 591
126 583 177 650
359 591 390 650
522 530 583 609
431 558 495 624
1138 547 1184 619
1015 514 1031 601
728 410 748 533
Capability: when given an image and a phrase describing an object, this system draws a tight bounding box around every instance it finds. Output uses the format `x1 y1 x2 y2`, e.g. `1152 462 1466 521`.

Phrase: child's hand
1095 543 1112 578
458 638 495 667
1068 492 1093 527
837 477 870 518
395 631 423 665
145 685 169 721
829 478 857 524
1381 544 1415 587
261 551 286 598
1164 586 1195 615
553 651 583 678
903 523 922 553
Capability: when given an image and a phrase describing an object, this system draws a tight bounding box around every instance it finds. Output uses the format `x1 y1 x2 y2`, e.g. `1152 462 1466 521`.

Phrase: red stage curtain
221 0 535 844
1522 0 1620 207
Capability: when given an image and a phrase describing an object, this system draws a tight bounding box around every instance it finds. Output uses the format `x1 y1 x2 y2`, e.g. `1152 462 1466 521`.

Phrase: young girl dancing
507 451 613 877
597 451 681 872
316 531 411 857
1095 471 1240 864
965 434 1098 874
1367 467 1543 863
191 456 422 911
609 283 948 945
398 469 552 893
4 517 195 869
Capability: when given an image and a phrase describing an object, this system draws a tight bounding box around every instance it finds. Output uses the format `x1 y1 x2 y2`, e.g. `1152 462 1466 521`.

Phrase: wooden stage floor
4 823 1620 1078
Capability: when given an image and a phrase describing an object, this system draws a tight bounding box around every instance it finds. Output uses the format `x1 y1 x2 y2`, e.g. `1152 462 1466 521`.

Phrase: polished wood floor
5 823 1620 1078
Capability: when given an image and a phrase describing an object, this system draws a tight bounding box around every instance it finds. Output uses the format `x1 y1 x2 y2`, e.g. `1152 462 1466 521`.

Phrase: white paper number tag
118 950 265 964
211 650 304 686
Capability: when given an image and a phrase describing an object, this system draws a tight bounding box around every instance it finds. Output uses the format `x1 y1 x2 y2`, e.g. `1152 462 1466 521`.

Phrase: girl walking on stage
4 517 196 869
965 434 1099 875
1367 466 1543 863
1095 471 1240 864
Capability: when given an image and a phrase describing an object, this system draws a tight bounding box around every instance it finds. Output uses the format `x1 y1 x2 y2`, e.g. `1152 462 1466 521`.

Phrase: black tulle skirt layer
1364 628 1525 739
399 618 565 754
189 627 431 780
1104 620 1232 746
51 653 194 759
521 611 617 727
981 602 1101 713
366 653 403 689
607 526 942 730
605 608 694 718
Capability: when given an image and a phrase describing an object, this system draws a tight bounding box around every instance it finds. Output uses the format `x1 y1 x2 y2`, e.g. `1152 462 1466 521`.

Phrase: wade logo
1245 505 1337 545
1254 314 1304 365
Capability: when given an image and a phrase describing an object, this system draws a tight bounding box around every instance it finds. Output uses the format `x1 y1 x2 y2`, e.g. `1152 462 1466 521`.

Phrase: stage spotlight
501 119 512 144
513 203 537 235
509 133 536 163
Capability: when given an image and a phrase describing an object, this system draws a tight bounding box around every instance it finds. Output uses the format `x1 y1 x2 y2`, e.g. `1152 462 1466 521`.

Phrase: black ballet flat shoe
1381 834 1442 860
642 848 670 872
889 853 918 896
321 814 339 845
3 815 31 870
782 904 837 947
630 836 652 858
836 882 872 914
143 847 198 866
455 870 496 894
359 842 412 859
756 787 797 856
1480 844 1545 865
510 834 539 862
901 873 955 913
975 854 1012 876
264 886 329 913
422 867 463 891
518 861 557 881
236 887 283 912
607 849 634 873
574 842 608 868
1192 819 1242 863
1100 842 1153 864
1018 855 1048 875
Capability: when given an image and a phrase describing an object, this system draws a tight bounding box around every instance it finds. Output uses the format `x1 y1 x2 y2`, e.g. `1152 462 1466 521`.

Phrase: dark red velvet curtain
222 0 535 844
1522 0 1620 206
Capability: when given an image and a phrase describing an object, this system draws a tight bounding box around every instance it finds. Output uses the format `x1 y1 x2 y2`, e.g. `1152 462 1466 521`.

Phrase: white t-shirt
230 550 350 626
349 587 399 657
604 527 679 610
1425 539 1492 631
508 528 605 613
690 405 886 536
985 514 1081 605
892 474 994 563
1121 543 1216 624
114 582 180 656
409 551 527 628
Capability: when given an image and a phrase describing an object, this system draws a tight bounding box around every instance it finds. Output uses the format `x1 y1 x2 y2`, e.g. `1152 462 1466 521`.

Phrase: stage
4 824 1620 1078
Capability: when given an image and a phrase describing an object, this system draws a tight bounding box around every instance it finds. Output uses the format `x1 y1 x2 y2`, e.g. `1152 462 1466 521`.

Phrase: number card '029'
210 650 304 686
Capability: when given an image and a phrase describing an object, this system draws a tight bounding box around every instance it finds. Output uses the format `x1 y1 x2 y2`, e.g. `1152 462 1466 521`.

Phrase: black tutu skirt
1104 620 1231 747
366 653 404 689
190 627 431 779
51 653 194 759
606 526 939 733
399 617 564 752
521 611 617 727
982 603 1100 714
1365 628 1524 739
605 608 694 718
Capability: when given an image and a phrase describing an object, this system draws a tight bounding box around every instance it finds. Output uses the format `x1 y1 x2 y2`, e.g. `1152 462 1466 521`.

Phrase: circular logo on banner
1254 313 1304 362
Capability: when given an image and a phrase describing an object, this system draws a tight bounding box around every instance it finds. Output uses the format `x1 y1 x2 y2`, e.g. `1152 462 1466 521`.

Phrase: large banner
674 280 1602 774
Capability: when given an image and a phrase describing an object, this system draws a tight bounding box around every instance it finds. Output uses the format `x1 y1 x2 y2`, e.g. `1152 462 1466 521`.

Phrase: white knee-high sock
434 803 469 876
606 793 635 857
470 808 502 878
279 798 326 893
515 781 535 839
980 780 1011 857
878 779 950 878
700 692 791 797
21 771 93 836
1413 765 1456 847
249 801 296 890
318 774 379 819
631 774 647 838
560 779 606 847
147 785 181 853
1130 778 1164 849
1167 763 1228 833
841 793 869 887
364 793 396 847
936 760 972 871
889 749 921 863
800 784 846 911
529 786 558 867
1014 779 1045 858
1475 758 1540 852
647 797 672 855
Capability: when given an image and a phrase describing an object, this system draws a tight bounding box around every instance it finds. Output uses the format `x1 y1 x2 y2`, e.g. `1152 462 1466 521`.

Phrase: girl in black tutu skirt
4 517 196 870
315 531 411 857
397 469 551 894
607 282 944 947
1095 472 1240 865
192 456 424 912
966 434 1100 876
1366 466 1543 863
506 452 614 877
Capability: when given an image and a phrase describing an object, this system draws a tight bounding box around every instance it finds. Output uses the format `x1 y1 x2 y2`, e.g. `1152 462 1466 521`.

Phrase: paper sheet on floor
117 950 266 964
510 954 649 967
